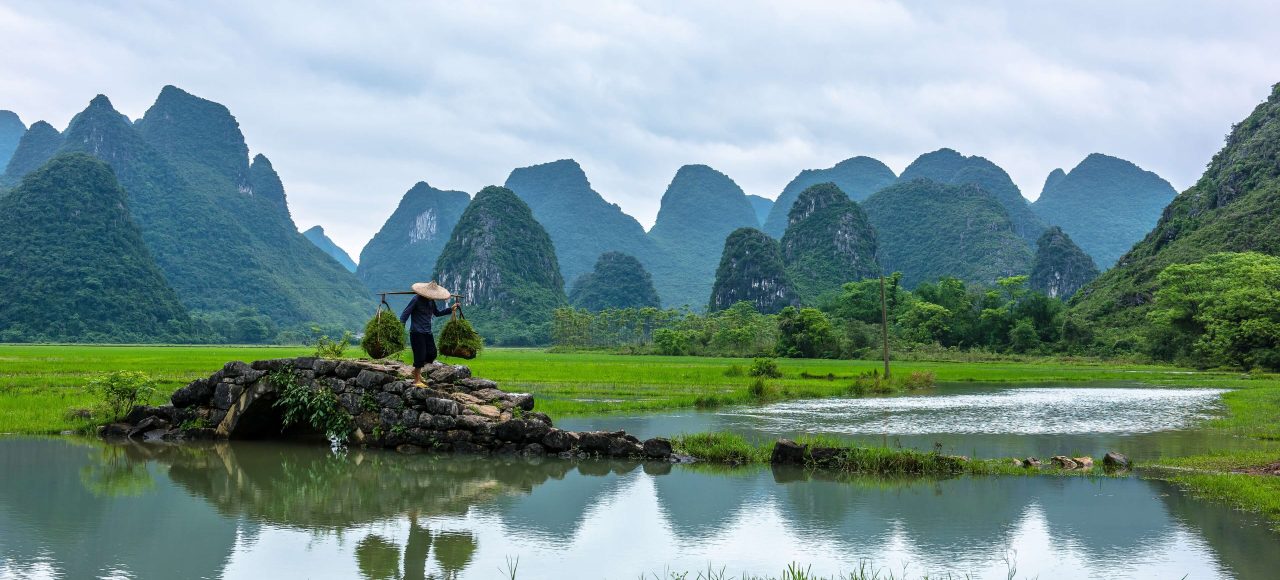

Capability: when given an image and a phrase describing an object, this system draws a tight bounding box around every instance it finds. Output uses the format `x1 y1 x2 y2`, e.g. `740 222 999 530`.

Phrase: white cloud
3 0 1280 258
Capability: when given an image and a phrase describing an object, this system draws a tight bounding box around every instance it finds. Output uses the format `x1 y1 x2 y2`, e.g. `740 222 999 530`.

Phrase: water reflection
0 437 1276 579
558 383 1252 460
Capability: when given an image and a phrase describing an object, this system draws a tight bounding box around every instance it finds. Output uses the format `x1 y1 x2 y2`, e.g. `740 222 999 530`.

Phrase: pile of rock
1014 452 1129 471
101 357 679 461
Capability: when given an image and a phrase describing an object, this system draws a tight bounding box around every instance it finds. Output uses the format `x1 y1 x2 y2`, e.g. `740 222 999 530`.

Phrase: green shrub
723 364 744 377
747 377 779 401
310 326 352 359
361 307 406 359
900 370 936 390
85 371 156 421
748 357 782 378
270 368 353 441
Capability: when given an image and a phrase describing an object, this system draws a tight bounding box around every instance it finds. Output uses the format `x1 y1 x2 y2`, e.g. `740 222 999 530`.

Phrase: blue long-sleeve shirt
399 296 453 334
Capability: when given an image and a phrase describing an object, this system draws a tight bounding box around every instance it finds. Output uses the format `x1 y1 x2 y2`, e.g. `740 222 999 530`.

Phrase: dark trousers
410 331 437 369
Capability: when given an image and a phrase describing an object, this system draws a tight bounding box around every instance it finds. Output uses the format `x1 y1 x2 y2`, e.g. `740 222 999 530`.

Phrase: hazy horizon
4 1 1280 259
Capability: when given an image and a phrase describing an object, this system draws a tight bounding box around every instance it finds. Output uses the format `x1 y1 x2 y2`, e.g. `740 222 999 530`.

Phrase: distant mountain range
0 85 1202 344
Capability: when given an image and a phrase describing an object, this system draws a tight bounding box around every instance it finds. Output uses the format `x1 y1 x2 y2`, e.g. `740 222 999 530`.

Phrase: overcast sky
4 1 1280 259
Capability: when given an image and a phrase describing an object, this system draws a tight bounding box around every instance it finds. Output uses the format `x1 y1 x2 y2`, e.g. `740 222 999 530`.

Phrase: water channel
2 383 1276 579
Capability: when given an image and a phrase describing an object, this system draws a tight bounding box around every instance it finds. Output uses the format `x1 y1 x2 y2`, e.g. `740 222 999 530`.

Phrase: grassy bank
1 344 1265 434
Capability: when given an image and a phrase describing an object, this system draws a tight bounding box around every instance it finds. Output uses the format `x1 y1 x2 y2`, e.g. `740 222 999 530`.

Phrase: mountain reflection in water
0 437 1276 579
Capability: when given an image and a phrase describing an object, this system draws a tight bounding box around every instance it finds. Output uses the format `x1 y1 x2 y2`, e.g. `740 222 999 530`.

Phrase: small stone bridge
103 357 677 460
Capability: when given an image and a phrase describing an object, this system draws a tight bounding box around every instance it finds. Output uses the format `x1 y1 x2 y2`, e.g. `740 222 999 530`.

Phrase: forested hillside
648 164 760 309
0 111 23 170
1073 84 1280 334
762 156 896 237
863 179 1032 287
0 154 194 342
899 148 1045 243
708 228 798 314
569 252 661 311
504 159 657 288
1032 153 1176 267
303 226 357 273
780 183 880 303
434 186 567 345
357 181 469 301
1029 226 1098 299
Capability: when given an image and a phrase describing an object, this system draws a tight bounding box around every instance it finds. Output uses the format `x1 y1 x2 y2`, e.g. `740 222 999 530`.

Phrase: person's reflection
403 509 433 580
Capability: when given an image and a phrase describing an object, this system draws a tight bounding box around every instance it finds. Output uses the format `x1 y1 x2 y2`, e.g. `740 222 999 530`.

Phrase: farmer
400 281 458 387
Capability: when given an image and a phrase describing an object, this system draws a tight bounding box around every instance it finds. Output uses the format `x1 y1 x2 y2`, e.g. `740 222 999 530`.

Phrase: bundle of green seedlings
439 313 484 359
362 307 406 359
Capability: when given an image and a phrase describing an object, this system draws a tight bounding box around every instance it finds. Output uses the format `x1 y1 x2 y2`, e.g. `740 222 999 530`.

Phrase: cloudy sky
3 1 1279 258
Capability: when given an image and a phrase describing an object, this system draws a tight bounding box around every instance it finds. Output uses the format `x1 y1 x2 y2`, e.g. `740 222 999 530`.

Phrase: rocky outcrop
102 357 678 461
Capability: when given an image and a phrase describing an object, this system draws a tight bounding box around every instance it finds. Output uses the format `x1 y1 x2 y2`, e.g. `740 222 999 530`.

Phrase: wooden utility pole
880 274 891 380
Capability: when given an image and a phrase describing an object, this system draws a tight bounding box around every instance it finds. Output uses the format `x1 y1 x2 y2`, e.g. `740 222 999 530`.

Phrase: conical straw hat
411 281 452 300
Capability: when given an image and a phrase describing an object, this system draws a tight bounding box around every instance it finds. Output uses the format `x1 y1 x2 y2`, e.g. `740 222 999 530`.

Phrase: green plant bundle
439 316 484 360
362 306 406 359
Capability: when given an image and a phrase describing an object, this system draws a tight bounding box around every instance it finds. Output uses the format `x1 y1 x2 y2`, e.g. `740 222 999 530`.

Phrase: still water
560 383 1242 460
1 437 1277 579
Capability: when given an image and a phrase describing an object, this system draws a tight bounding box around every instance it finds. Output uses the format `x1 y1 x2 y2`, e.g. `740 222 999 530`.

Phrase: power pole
880 274 891 380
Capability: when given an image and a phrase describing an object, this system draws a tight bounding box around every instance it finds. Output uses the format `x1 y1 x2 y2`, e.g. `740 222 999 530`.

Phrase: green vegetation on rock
0 154 195 343
434 185 567 345
863 179 1032 288
357 181 470 303
899 148 1045 243
303 225 357 273
1032 153 1176 267
648 164 761 309
1028 226 1099 299
569 251 661 311
780 183 879 303
762 156 897 237
1072 84 1280 348
504 159 657 289
708 228 798 314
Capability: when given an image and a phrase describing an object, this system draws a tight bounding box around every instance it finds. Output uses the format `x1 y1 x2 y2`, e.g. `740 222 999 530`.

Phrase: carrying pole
880 274 891 380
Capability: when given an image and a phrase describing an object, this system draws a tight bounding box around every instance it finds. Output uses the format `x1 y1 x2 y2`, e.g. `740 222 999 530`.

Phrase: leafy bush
85 371 157 421
311 327 352 359
270 368 353 441
723 364 744 377
776 306 839 358
748 357 782 378
362 307 406 359
654 328 695 356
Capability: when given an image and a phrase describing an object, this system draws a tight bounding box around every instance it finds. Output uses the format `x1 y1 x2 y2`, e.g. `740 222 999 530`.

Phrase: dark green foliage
357 181 470 307
899 148 1045 242
0 110 24 170
708 228 798 314
1032 153 1176 267
439 314 484 359
1072 84 1280 347
248 154 290 218
361 307 406 359
303 226 357 273
780 182 880 303
746 194 773 226
1148 252 1280 370
86 371 157 422
504 159 657 290
862 179 1033 287
762 156 897 237
1029 226 1099 299
1041 168 1067 195
569 251 660 311
748 357 783 378
2 120 64 187
270 367 354 441
0 154 195 343
648 164 761 309
13 89 372 336
553 301 776 356
434 185 567 345
776 307 840 358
